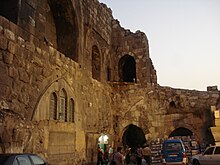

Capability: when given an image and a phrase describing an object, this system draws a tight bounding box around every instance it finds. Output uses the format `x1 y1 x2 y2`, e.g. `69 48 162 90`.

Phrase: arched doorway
122 124 146 149
119 55 136 82
169 127 200 156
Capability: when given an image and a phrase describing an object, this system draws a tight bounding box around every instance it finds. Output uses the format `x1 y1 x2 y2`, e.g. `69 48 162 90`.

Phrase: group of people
124 144 151 165
97 144 151 165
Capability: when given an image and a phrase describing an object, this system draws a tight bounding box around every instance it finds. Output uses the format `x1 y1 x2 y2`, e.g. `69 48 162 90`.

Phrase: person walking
97 146 104 165
114 146 124 165
141 144 151 165
108 145 114 161
136 147 142 165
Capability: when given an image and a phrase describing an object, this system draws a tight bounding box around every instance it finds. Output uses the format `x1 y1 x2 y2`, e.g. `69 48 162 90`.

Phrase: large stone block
4 29 15 41
0 36 8 50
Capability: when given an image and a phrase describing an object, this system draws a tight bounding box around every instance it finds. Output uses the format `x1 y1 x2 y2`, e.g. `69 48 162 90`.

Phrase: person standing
97 146 104 165
136 147 142 165
114 146 124 165
108 145 114 161
141 144 151 165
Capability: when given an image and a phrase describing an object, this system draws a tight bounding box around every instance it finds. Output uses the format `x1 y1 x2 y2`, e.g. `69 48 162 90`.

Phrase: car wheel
193 159 201 165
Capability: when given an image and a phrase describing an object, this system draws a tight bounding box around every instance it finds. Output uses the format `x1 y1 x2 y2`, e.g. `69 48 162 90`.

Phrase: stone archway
122 124 146 149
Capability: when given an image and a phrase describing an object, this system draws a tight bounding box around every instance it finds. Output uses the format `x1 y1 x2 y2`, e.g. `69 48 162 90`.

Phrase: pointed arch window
69 98 75 122
50 92 58 120
60 89 67 121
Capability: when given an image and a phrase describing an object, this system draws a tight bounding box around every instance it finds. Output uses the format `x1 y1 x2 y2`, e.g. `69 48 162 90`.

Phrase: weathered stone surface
7 41 16 54
4 29 15 41
0 36 8 50
3 51 13 64
0 1 219 165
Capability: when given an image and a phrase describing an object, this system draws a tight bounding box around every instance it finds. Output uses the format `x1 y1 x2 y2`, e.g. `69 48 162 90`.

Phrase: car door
200 147 215 165
211 146 220 165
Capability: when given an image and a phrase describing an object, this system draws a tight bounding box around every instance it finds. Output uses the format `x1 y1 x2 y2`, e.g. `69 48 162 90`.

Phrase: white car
191 145 220 165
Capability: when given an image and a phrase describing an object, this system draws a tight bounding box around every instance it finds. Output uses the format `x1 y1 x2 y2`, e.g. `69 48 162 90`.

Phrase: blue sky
99 0 220 91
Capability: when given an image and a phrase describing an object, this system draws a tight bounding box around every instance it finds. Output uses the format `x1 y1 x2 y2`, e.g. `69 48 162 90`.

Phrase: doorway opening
122 124 146 149
119 55 136 82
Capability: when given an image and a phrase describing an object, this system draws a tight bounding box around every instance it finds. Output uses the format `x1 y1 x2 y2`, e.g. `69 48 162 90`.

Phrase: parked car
161 139 188 165
191 145 220 165
0 153 48 165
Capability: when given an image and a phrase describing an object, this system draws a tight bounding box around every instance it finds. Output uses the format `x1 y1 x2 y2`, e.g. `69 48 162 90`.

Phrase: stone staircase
211 106 220 145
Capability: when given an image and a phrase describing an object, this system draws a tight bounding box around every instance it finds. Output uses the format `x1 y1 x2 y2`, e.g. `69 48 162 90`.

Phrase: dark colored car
0 153 48 165
161 139 188 165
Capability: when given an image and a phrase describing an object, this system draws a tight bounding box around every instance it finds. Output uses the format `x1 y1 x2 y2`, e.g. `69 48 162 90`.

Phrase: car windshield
164 142 182 151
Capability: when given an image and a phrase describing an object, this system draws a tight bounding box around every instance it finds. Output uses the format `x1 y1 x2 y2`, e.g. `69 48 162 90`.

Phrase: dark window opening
92 45 101 81
50 92 57 120
0 0 19 24
69 98 75 122
107 67 111 81
60 89 67 121
119 55 136 82
169 101 176 108
48 0 78 61
122 124 146 149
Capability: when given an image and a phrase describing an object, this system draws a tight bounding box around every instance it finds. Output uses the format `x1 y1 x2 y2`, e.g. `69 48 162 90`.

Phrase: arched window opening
69 98 75 122
122 124 146 149
50 92 57 120
92 45 101 81
48 0 78 61
169 101 176 108
119 55 136 82
60 89 67 121
0 0 19 24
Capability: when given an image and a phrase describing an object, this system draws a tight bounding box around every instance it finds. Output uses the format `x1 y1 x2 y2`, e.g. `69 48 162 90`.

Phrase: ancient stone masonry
0 0 219 164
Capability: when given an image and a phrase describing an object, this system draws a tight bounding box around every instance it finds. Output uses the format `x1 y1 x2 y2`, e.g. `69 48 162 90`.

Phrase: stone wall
110 84 218 146
0 0 115 163
0 0 219 165
111 20 157 85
